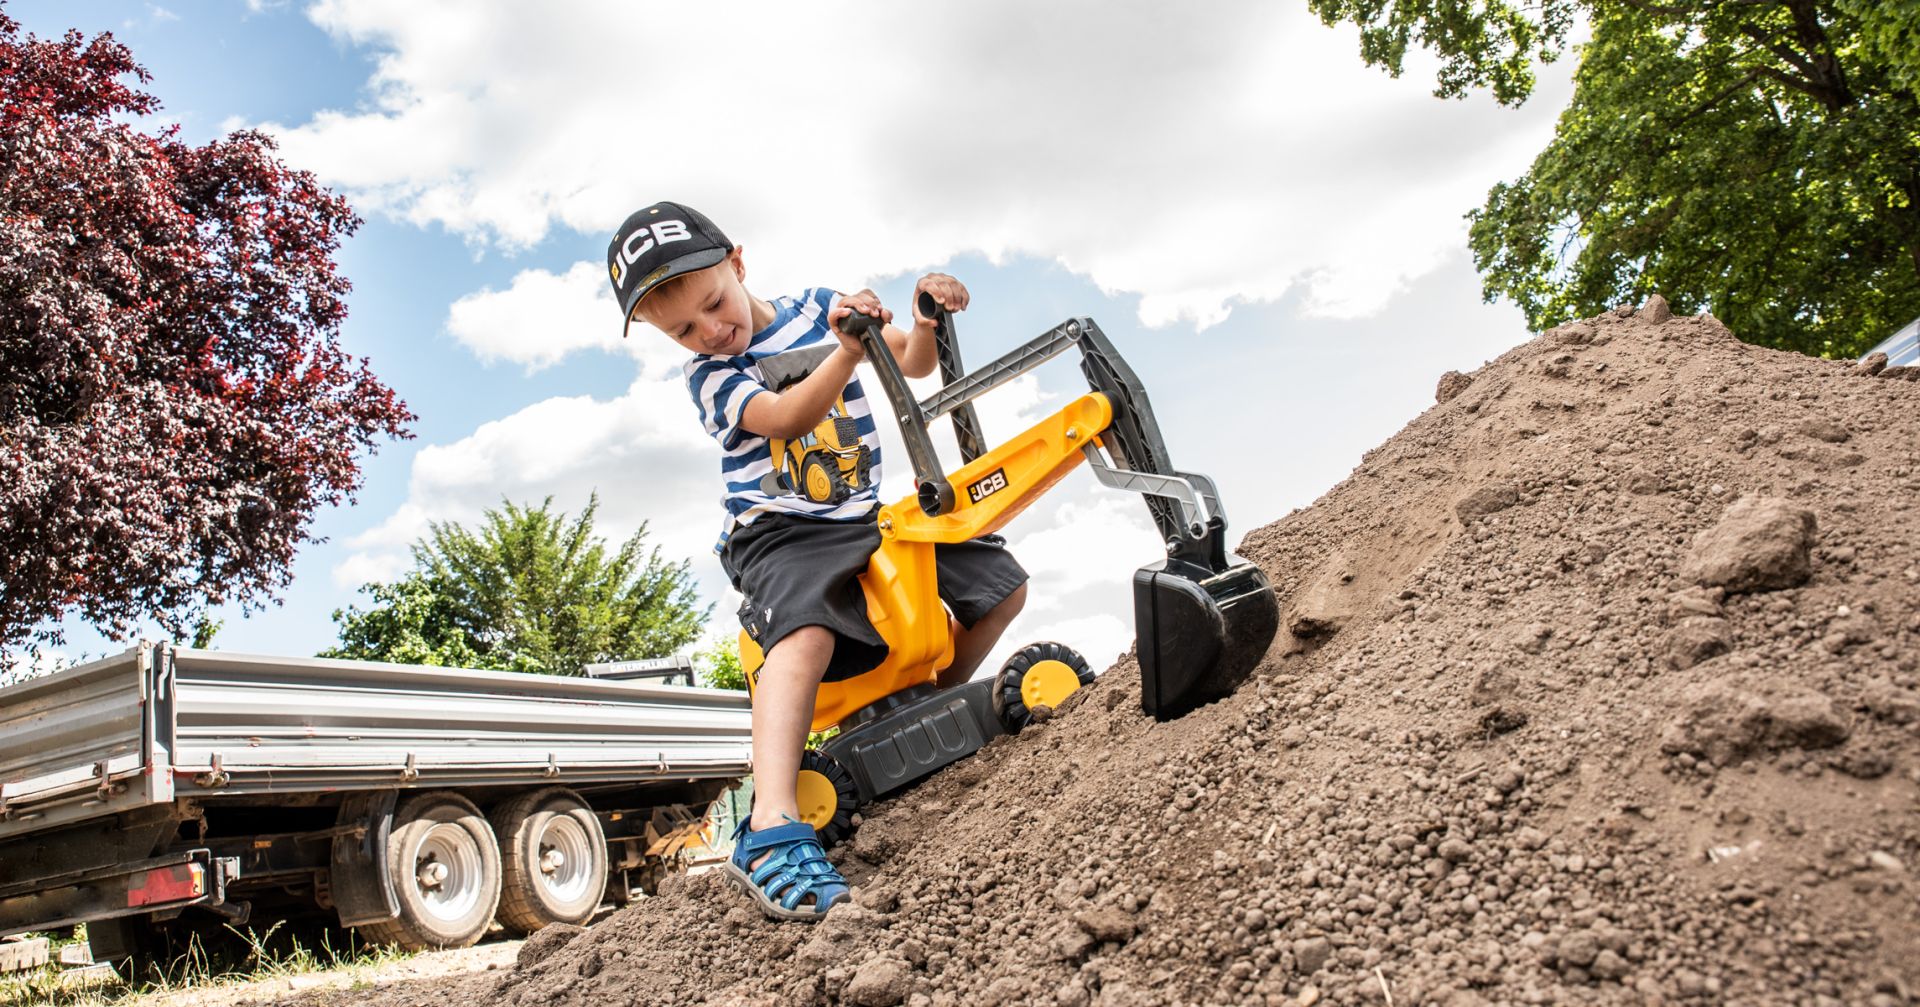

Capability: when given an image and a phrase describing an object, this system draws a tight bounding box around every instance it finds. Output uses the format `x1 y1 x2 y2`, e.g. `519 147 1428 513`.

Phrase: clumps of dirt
513 923 582 970
322 300 1920 1007
1678 495 1818 593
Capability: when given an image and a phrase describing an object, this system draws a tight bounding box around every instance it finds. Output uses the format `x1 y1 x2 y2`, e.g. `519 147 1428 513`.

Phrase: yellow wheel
993 642 1095 735
794 748 859 848
802 455 839 504
795 770 837 830
1021 659 1083 712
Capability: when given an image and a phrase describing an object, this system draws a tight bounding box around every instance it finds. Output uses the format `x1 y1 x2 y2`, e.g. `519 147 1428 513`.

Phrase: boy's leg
747 625 834 837
936 581 1026 689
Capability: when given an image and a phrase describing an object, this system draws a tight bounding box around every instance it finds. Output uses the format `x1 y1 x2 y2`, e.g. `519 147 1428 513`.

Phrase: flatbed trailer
0 643 751 957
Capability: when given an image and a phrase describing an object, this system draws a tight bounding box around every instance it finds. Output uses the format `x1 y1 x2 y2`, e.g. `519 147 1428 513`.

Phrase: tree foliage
695 637 746 691
0 12 412 655
323 495 708 675
1305 0 1581 105
1311 0 1920 357
320 574 482 669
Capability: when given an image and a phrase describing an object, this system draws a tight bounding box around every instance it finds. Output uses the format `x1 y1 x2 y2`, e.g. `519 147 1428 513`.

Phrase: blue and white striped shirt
683 288 882 552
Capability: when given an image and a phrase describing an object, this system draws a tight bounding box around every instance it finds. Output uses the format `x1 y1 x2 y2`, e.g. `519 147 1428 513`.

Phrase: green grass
0 922 413 1007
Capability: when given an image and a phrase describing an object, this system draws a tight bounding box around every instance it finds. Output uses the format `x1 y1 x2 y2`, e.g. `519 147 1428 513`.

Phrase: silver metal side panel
167 649 752 794
0 645 752 842
0 646 174 842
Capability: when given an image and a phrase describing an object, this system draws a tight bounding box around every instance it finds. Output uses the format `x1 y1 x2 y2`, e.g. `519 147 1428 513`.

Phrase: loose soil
294 301 1920 1006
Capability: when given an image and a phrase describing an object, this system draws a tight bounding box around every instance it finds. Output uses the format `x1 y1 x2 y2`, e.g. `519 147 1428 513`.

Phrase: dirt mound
314 302 1920 1007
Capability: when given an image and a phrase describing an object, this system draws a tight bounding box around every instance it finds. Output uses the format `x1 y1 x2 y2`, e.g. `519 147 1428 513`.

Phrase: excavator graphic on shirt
754 344 874 505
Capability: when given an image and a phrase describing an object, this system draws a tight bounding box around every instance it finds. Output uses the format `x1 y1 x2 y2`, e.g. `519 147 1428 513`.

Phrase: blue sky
14 0 1571 674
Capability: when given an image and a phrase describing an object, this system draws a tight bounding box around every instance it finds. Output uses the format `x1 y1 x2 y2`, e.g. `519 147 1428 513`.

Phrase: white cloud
336 376 722 595
445 261 679 374
1003 496 1161 610
306 0 1570 681
267 0 1566 328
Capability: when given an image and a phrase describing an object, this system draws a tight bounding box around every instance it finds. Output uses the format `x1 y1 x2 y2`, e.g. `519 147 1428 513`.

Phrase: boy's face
634 247 754 356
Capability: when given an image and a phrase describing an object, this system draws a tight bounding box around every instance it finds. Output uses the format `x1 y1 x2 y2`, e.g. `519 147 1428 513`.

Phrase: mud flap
1136 558 1279 721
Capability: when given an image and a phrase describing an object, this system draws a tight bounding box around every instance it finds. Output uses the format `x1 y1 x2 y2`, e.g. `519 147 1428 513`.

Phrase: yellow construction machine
740 294 1278 844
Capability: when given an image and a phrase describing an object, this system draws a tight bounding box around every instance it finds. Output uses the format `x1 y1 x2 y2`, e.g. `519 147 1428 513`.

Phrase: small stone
1640 294 1673 323
1625 470 1663 495
1868 851 1905 872
1296 985 1322 1006
1797 419 1851 443
1559 930 1600 967
1052 927 1096 961
843 957 911 1007
1854 352 1889 377
1513 827 1548 851
1679 495 1818 594
1456 482 1521 522
1663 616 1732 669
1590 949 1630 980
1294 937 1334 974
1436 370 1474 404
1073 907 1136 944
1438 838 1473 864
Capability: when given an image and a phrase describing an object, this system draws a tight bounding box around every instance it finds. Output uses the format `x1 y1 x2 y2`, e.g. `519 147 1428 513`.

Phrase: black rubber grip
916 290 942 319
837 308 883 337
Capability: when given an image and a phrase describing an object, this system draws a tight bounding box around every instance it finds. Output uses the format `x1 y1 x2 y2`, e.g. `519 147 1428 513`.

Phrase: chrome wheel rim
534 812 595 905
411 822 484 923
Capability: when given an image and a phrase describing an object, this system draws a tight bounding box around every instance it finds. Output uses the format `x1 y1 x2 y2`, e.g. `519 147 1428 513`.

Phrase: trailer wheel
993 641 1094 734
357 791 501 950
796 748 859 849
490 787 607 934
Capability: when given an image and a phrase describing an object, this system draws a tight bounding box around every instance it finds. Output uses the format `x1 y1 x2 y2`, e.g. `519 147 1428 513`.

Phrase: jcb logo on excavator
966 468 1008 504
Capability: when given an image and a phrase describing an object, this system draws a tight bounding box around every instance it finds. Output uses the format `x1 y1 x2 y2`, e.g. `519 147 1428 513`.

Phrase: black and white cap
606 201 732 338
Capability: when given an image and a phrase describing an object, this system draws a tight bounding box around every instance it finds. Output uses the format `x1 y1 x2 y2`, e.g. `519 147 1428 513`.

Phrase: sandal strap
733 818 848 913
737 820 819 854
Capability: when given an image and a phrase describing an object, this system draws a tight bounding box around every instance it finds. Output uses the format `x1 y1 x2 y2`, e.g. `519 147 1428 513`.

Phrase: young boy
607 202 1028 920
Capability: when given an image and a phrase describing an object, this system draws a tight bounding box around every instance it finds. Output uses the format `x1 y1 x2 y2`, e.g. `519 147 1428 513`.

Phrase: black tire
356 791 501 951
796 748 860 849
489 787 607 935
853 451 874 493
993 641 1095 735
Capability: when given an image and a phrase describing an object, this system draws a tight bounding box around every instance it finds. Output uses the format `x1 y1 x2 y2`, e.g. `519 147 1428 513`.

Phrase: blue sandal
724 817 851 921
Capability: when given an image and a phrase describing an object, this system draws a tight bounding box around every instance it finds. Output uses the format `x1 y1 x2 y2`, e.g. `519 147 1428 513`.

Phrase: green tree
323 495 707 674
1309 0 1920 357
321 574 482 668
694 637 746 691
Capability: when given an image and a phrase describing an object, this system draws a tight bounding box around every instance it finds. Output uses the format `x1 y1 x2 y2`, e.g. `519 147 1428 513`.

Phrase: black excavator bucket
1135 556 1279 720
1066 318 1281 720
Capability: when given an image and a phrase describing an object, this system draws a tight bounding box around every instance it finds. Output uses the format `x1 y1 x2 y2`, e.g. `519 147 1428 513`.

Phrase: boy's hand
912 273 970 327
830 288 890 359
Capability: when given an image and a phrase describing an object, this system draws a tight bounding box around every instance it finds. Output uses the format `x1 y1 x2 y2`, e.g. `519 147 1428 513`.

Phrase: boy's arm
738 346 862 439
841 274 970 381
742 275 969 438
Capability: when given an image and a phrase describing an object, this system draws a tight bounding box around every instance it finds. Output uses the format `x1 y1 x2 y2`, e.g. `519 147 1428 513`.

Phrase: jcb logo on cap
619 219 692 271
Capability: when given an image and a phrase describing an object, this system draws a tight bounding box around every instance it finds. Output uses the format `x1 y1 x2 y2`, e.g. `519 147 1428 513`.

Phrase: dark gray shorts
720 512 1028 683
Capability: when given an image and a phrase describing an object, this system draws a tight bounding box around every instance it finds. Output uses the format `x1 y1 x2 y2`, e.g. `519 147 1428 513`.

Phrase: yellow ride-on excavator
739 294 1279 845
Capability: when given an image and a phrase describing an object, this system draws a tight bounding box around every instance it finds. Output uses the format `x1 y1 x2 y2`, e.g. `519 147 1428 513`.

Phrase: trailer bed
1 644 752 844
